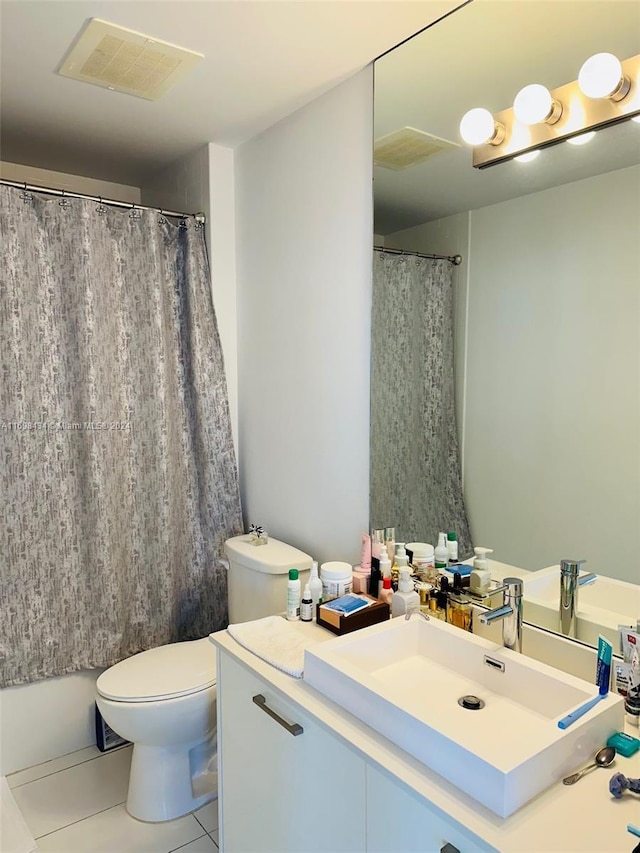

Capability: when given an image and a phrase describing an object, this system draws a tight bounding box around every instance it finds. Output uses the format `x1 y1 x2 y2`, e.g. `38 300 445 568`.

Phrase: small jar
320 561 353 602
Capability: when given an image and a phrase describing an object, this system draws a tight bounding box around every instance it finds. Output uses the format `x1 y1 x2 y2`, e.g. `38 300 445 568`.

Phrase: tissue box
316 596 390 635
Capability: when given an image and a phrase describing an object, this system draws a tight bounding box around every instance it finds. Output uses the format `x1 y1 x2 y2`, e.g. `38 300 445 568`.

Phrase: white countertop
211 621 640 853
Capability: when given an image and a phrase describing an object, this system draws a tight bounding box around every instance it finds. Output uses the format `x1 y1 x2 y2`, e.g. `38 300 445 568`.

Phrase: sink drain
458 694 485 710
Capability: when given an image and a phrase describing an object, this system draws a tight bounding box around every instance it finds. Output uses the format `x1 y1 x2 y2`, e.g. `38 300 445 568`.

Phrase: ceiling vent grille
57 19 203 101
374 127 460 170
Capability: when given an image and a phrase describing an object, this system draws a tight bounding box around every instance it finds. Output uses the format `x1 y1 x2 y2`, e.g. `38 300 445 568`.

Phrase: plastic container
447 531 458 564
287 569 301 621
224 534 312 623
320 561 353 602
435 532 448 570
407 542 434 578
470 547 493 595
309 560 322 607
391 568 420 617
379 576 394 606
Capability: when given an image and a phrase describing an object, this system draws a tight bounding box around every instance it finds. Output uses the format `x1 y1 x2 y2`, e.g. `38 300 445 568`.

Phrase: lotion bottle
435 532 448 572
391 568 420 617
378 552 392 596
286 569 301 621
469 547 493 595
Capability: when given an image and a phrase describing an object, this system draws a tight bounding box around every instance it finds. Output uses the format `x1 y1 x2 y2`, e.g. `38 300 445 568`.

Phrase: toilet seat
96 638 217 702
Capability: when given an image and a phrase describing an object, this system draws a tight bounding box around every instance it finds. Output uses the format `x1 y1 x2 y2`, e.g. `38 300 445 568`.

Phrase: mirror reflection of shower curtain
371 252 472 556
0 186 244 687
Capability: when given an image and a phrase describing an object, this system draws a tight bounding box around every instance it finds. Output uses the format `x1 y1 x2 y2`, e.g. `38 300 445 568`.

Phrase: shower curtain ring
158 208 167 225
59 189 70 210
129 203 141 221
96 196 107 216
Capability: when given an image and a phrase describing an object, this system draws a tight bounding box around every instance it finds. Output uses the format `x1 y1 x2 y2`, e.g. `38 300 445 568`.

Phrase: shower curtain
371 251 472 557
0 186 243 687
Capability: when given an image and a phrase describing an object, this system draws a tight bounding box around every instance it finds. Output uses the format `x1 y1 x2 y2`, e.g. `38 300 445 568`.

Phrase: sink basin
304 616 623 817
524 566 640 647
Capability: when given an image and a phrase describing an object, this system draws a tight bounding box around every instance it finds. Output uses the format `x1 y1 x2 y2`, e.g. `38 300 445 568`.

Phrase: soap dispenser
469 547 493 595
391 568 419 617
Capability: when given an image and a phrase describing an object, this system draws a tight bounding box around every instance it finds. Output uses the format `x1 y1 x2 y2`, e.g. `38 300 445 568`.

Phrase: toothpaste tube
595 635 612 694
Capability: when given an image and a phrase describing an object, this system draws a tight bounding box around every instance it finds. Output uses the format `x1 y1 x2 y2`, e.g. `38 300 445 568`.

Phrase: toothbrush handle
557 694 603 730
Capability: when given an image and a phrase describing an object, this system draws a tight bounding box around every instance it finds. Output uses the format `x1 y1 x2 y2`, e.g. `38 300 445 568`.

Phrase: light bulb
632 115 640 124
514 150 540 163
567 131 596 146
459 108 503 146
578 53 629 100
513 84 562 125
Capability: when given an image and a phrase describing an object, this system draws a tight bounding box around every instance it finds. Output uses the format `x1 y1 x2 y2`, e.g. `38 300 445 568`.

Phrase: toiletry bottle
435 591 448 621
391 568 420 617
447 531 458 564
369 529 384 596
448 594 472 631
435 532 448 572
378 551 392 597
379 576 394 606
360 532 372 573
469 547 493 595
384 526 395 563
287 569 301 621
300 584 313 622
309 561 322 609
411 543 435 582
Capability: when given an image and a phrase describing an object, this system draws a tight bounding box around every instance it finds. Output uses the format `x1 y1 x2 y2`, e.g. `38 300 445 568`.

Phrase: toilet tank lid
224 535 313 575
96 638 216 702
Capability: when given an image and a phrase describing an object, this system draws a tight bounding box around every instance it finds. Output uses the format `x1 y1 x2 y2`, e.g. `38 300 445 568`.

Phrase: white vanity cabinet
216 646 490 853
217 649 367 853
366 764 489 853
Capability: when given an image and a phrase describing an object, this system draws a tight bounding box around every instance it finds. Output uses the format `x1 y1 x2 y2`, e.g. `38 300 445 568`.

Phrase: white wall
383 166 639 581
0 161 141 203
235 68 374 566
464 165 639 579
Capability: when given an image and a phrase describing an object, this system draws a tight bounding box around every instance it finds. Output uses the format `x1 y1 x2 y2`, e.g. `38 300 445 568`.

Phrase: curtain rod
374 246 462 265
0 178 206 224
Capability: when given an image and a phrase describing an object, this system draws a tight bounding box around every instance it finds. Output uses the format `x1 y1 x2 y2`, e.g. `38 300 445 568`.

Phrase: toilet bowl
96 638 217 823
96 536 313 823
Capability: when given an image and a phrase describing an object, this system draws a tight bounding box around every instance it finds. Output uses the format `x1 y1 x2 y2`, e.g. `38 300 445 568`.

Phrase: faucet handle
560 559 586 576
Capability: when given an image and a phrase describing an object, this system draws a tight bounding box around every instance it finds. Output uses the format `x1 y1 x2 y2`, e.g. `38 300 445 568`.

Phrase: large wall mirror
372 0 640 650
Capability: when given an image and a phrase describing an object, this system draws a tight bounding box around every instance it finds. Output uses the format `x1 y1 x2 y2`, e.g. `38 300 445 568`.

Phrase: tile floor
7 744 219 852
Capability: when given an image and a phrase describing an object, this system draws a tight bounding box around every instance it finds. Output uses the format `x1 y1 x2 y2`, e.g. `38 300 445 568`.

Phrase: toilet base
126 740 217 822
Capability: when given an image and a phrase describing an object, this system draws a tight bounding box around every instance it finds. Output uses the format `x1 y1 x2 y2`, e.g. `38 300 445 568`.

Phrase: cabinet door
218 650 366 853
366 764 493 853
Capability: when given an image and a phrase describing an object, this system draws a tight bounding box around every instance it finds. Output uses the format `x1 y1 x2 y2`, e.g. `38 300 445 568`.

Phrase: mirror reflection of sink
304 617 623 817
524 566 640 647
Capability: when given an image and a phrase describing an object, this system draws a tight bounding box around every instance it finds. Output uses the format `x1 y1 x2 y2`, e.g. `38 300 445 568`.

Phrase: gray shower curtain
0 186 243 687
371 251 472 557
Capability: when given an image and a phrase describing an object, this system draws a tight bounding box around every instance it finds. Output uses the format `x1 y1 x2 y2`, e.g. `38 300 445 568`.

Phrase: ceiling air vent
374 127 460 170
57 18 204 101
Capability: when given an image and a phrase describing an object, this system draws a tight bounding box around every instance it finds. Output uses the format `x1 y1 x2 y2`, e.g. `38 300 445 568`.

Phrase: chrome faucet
478 577 523 653
559 559 596 637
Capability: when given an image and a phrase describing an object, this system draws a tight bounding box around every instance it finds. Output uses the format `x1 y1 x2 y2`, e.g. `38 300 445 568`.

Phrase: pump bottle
469 547 493 595
391 568 420 617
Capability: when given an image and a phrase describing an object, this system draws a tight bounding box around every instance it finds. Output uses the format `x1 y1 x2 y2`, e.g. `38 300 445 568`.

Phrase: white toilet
95 535 312 823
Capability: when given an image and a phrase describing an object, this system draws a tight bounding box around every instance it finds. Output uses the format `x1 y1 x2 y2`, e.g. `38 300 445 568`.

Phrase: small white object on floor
0 776 38 853
227 615 319 677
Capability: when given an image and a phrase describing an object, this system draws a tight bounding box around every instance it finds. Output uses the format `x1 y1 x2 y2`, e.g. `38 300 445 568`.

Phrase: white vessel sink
523 566 640 647
304 616 623 817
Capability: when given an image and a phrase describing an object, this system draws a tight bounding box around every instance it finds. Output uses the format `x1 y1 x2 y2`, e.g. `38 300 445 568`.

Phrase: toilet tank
224 535 313 623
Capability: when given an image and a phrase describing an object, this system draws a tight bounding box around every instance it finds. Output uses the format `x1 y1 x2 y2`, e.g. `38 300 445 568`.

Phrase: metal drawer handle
252 694 304 736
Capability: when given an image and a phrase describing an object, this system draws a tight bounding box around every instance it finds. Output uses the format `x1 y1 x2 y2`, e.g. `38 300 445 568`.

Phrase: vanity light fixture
633 116 640 124
463 52 640 168
578 53 631 101
513 84 563 125
566 131 596 146
459 108 505 146
514 150 541 162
